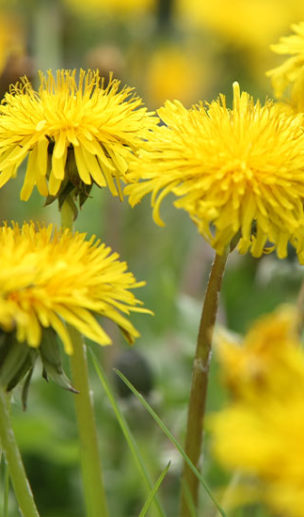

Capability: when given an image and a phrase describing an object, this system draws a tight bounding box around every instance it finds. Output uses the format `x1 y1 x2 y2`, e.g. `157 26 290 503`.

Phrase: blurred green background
0 1 303 516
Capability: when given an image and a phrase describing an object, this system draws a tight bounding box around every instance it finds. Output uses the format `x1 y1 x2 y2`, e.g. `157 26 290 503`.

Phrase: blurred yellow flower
267 22 304 110
145 46 202 108
215 306 300 396
0 69 157 202
0 222 149 354
174 0 300 49
0 12 24 76
210 306 304 516
126 82 304 258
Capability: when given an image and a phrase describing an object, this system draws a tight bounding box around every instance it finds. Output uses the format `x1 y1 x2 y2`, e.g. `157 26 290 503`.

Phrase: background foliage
0 1 302 515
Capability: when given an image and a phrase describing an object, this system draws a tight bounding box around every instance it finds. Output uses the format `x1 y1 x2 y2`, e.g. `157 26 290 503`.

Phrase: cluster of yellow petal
267 22 304 110
0 69 157 201
126 82 304 258
0 222 149 354
210 307 304 516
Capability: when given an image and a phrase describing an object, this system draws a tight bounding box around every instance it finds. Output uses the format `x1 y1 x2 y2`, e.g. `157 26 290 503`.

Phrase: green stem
32 0 63 74
60 199 109 517
179 250 229 517
0 389 40 517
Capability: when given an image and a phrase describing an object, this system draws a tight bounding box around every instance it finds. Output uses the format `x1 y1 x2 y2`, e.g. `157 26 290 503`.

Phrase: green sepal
0 327 77 408
6 350 37 392
58 185 78 220
57 180 93 213
78 183 93 208
21 367 34 411
40 328 78 393
229 230 241 252
44 147 94 213
44 193 57 206
0 333 37 391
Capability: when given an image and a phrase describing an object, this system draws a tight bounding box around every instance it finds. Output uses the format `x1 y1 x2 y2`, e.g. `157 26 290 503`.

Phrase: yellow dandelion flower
145 45 203 108
215 305 300 397
267 22 304 111
174 0 290 48
210 307 304 516
0 222 149 355
0 69 157 203
126 82 304 258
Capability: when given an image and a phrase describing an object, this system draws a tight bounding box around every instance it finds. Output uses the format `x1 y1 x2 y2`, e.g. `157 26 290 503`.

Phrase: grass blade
89 349 167 517
114 369 227 517
138 462 170 517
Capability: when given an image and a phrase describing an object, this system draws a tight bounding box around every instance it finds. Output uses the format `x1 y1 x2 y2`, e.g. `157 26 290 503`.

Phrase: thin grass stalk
89 348 167 517
138 462 171 517
114 369 226 517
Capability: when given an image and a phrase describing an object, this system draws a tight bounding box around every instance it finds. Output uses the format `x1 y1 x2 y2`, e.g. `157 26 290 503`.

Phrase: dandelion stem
0 389 40 517
60 199 110 517
180 250 229 517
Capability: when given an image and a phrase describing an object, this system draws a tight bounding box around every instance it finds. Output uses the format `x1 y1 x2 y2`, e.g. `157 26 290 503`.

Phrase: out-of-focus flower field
1 1 304 516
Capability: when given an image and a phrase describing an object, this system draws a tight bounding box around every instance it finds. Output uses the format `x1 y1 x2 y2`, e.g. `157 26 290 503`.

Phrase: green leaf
138 462 170 517
114 369 227 517
89 349 167 517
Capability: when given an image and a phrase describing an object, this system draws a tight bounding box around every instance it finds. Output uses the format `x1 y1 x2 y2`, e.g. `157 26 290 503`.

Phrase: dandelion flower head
126 82 304 259
0 222 149 354
0 69 157 203
267 22 304 110
215 305 300 397
210 307 304 516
